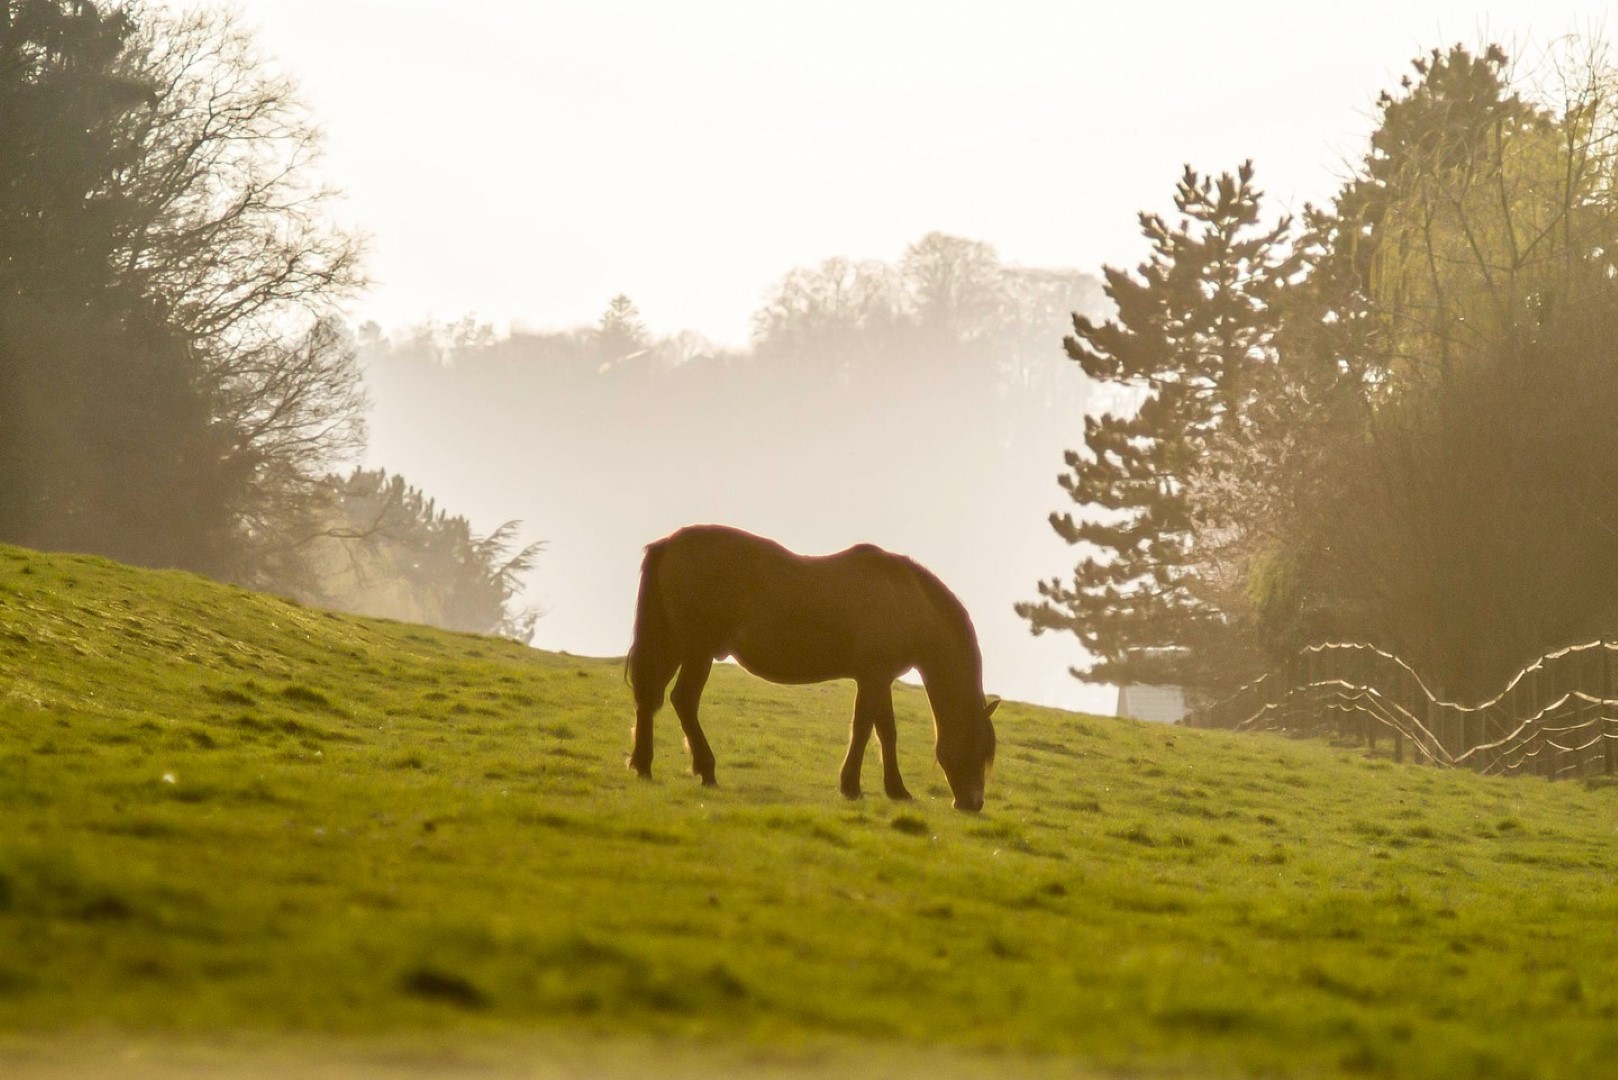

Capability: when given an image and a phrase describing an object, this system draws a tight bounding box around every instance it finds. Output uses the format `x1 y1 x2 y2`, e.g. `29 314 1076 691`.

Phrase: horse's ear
984 696 1001 718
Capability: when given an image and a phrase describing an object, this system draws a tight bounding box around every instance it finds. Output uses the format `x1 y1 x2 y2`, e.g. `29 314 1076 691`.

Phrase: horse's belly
730 658 826 685
725 647 836 685
726 635 901 686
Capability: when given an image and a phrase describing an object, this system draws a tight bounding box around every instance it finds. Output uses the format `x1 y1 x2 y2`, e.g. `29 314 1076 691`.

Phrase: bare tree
0 2 367 583
115 8 364 352
901 232 1009 361
751 256 906 378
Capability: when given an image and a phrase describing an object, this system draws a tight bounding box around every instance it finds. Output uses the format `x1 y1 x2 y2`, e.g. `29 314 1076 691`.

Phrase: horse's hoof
700 776 718 788
840 785 863 801
886 787 914 801
626 756 652 779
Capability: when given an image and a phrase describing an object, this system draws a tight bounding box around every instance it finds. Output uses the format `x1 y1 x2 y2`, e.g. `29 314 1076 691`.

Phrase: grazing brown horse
627 525 998 811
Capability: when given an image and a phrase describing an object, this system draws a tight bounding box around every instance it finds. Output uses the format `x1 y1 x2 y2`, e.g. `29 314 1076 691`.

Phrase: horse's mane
892 553 980 663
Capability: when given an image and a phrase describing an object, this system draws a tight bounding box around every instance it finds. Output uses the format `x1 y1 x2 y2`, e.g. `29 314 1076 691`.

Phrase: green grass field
1 544 1616 1078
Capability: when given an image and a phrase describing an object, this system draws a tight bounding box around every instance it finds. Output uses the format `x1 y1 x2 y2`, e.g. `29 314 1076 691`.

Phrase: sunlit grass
2 543 1616 1077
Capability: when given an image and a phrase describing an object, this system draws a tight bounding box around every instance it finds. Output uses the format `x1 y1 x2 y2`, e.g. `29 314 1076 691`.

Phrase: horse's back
653 526 918 618
650 525 799 612
647 524 796 639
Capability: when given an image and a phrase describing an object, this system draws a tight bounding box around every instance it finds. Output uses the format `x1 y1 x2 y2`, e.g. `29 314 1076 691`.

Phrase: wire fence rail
1183 640 1618 780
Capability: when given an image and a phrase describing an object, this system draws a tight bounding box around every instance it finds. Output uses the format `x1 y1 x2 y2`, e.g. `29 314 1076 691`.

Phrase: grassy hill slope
1 544 1616 1078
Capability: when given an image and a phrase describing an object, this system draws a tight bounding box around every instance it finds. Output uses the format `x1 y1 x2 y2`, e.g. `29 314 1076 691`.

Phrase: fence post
1429 687 1445 767
1541 672 1554 776
1294 654 1305 730
1419 682 1428 758
1541 663 1553 779
1551 660 1566 779
1598 641 1611 777
1283 656 1295 730
1301 652 1311 730
1371 670 1386 753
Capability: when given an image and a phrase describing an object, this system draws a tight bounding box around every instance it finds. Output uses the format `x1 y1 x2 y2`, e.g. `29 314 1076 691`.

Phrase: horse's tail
627 539 672 702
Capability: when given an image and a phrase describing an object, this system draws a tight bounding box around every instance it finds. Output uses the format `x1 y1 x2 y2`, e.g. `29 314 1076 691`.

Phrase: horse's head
937 696 998 812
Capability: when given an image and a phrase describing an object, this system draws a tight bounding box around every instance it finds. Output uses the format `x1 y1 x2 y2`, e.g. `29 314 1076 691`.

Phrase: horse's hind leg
840 686 877 799
629 651 678 779
869 685 912 800
670 655 717 786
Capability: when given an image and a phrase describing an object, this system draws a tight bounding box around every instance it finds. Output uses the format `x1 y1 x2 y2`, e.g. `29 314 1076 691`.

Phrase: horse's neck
917 637 981 714
905 575 974 682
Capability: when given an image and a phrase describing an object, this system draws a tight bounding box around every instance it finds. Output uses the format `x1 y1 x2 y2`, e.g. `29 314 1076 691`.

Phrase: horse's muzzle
952 792 984 813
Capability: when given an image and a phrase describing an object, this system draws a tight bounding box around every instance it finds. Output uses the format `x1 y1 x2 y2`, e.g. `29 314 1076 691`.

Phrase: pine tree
303 469 541 641
596 294 648 364
1018 163 1296 693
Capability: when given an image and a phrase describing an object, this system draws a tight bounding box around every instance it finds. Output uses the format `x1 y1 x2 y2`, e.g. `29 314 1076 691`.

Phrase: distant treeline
358 236 1104 538
367 231 1099 414
361 236 1102 509
358 239 1106 694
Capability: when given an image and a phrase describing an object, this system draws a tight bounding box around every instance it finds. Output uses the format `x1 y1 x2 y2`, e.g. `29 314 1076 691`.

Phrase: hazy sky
225 0 1610 346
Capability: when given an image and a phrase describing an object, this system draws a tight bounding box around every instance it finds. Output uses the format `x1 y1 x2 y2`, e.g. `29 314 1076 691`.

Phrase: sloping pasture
1 545 1615 1078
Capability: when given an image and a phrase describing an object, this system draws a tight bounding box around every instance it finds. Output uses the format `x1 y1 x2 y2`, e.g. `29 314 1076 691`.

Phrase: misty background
248 1 1598 716
357 240 1110 711
13 0 1612 719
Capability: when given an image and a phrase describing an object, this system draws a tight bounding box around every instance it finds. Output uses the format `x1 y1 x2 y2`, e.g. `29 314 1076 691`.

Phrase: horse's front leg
869 684 912 800
840 686 877 799
671 656 717 786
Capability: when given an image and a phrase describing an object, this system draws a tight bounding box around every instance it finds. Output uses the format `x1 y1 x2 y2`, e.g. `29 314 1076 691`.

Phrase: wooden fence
1183 640 1618 780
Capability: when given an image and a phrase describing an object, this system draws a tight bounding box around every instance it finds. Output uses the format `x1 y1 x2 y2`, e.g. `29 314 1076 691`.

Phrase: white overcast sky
219 1 1608 342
